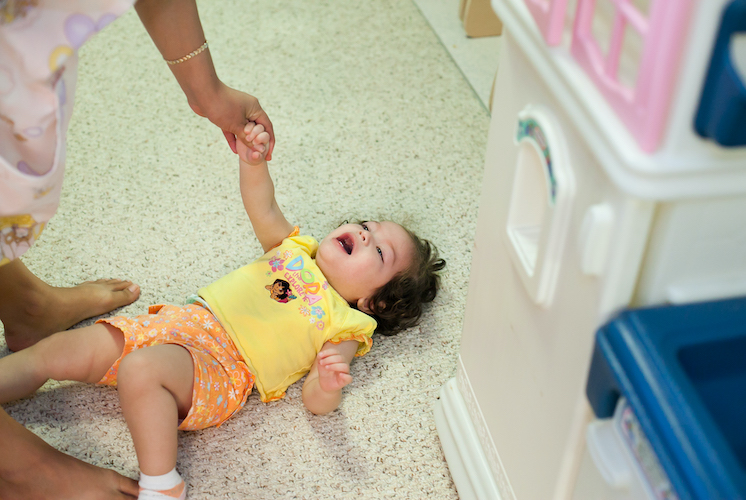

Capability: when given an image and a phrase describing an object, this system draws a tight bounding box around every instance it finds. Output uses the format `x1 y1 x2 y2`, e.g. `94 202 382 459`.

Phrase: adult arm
134 0 275 159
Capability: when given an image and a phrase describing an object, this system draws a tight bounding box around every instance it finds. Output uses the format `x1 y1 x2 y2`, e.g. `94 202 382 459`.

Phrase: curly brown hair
364 228 446 335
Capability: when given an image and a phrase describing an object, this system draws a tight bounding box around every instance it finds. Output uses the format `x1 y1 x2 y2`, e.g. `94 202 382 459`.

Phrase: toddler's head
315 221 445 335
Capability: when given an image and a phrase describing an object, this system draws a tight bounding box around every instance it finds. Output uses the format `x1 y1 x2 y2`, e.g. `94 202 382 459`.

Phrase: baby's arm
237 123 295 251
302 340 359 415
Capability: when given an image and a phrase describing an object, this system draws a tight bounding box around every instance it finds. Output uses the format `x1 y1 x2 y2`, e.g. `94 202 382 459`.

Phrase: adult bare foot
0 407 139 499
0 259 140 351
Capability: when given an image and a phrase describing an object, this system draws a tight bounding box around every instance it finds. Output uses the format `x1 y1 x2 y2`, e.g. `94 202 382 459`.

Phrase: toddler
0 123 445 499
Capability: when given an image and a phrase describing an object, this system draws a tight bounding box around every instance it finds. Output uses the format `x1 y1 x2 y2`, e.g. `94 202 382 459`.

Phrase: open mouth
337 234 354 255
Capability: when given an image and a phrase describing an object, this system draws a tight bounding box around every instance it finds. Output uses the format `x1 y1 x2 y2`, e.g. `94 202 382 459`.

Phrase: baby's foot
138 469 186 500
138 482 186 500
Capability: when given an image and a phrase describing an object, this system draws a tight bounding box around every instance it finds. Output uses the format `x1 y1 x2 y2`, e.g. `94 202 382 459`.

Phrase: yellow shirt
199 235 376 402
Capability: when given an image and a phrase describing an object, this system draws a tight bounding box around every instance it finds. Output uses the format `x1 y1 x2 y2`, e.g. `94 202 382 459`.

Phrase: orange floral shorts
97 303 254 431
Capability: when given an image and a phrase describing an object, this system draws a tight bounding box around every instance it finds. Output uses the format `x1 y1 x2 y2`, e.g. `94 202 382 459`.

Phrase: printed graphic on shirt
265 279 296 303
266 248 329 330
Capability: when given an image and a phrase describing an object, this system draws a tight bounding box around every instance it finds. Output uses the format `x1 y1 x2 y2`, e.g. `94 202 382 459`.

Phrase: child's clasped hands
238 122 271 164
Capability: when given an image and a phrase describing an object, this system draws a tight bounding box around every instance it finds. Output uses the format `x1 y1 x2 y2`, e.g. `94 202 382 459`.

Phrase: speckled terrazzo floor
0 0 491 498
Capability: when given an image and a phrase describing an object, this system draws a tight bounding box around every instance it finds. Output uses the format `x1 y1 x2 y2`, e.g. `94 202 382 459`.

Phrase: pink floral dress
0 0 135 265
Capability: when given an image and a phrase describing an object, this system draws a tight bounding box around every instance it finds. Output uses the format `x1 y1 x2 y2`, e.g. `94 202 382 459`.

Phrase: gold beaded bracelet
165 41 209 66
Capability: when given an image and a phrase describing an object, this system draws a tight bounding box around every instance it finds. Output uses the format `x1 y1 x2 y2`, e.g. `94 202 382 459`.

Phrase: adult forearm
135 0 275 157
134 0 220 114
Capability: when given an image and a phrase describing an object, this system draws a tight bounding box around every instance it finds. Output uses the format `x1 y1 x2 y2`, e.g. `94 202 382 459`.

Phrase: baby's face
315 221 415 309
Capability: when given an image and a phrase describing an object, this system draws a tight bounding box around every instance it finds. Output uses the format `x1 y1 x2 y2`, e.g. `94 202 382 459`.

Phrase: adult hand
190 82 275 161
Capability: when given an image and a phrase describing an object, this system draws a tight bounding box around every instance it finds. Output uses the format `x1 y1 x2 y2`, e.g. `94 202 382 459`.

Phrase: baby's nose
359 231 369 244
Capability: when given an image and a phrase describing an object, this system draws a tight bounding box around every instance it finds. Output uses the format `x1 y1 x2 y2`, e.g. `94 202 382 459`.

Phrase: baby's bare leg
117 344 194 476
0 323 124 404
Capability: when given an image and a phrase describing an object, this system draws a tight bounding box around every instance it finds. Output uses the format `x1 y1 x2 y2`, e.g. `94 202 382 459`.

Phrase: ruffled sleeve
328 308 376 357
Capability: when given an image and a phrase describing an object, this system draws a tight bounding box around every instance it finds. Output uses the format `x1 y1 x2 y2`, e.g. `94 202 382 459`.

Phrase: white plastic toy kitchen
435 0 746 499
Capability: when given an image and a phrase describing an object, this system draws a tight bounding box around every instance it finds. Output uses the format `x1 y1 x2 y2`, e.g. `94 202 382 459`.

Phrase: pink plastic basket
523 0 570 45
524 0 695 153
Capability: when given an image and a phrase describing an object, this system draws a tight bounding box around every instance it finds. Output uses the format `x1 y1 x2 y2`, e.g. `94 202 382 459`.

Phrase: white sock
138 468 186 500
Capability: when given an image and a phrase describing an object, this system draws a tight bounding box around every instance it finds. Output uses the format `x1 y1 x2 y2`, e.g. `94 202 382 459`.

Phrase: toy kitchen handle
694 0 746 147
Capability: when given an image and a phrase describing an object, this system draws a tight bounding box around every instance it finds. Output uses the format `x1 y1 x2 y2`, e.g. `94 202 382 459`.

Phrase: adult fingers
223 130 238 154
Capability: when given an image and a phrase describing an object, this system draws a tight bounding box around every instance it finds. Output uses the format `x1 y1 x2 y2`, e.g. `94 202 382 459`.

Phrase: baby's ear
356 297 373 314
356 297 387 315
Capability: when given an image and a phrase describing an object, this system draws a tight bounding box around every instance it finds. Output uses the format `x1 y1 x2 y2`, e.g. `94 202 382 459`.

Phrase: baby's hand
316 349 353 393
236 122 270 165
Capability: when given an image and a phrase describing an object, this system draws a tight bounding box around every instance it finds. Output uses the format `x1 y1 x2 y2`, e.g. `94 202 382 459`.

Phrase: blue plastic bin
694 0 746 147
586 296 746 500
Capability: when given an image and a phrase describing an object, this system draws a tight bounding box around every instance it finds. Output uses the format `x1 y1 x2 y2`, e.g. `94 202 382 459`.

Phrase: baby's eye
361 223 369 231
377 247 383 261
